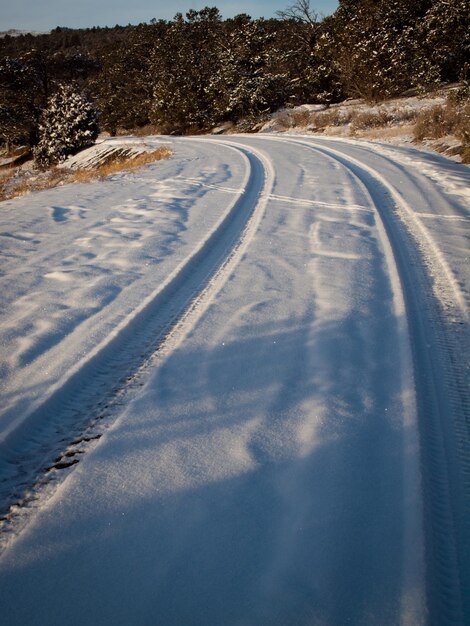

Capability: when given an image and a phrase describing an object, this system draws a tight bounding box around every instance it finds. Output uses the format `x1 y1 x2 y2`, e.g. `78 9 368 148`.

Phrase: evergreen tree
418 0 470 85
150 8 223 132
92 24 156 135
33 84 99 168
0 53 50 149
304 16 344 105
1 2 468 138
324 0 435 101
209 16 288 122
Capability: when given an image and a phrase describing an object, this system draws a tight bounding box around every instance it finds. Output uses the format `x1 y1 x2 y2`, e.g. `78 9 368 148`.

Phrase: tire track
277 136 469 626
0 142 274 549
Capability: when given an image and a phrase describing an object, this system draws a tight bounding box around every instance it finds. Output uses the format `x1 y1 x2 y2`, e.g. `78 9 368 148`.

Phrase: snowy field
0 136 469 625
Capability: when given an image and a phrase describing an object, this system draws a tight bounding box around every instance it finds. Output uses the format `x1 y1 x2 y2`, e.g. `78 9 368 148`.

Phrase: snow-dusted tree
33 84 99 168
417 0 470 86
0 54 49 150
150 8 223 132
208 16 288 122
304 18 344 105
331 0 432 101
93 24 156 135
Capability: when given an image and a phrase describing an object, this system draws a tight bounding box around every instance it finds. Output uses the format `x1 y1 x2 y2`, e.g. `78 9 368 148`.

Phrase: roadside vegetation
0 0 468 170
266 84 470 162
0 146 171 201
413 90 470 161
1 0 468 139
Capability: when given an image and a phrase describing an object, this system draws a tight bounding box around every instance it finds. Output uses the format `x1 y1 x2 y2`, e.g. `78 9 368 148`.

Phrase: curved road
0 136 468 625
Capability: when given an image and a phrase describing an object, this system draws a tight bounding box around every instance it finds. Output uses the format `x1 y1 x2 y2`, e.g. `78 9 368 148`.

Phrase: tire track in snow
0 141 274 549
275 136 469 626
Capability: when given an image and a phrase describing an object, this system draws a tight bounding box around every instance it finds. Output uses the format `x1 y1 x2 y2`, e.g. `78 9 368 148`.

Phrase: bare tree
276 0 319 28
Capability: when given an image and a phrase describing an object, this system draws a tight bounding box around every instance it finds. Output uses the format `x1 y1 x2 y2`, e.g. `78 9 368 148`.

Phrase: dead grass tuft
412 96 470 162
0 146 172 202
349 107 418 133
454 100 470 146
0 169 17 199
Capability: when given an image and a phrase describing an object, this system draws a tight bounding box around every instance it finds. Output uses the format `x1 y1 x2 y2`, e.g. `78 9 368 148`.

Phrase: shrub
413 100 469 141
308 108 352 130
290 109 311 127
454 100 470 145
350 106 419 133
350 109 393 132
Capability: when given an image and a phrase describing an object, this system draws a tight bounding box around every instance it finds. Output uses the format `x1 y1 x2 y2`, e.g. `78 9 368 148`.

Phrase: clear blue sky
2 1 339 32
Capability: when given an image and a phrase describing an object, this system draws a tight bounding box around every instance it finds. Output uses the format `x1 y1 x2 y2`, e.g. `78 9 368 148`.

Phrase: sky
1 0 339 32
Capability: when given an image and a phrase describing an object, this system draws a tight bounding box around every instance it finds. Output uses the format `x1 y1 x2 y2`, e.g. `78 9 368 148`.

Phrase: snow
0 138 246 443
0 135 469 624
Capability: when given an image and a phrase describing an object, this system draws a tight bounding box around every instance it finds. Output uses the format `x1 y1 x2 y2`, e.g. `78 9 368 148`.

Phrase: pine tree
0 54 49 150
208 16 288 122
33 84 99 168
92 24 156 135
418 0 470 85
330 0 432 101
150 9 223 132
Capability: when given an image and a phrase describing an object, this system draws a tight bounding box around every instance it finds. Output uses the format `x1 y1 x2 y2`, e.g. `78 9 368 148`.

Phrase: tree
330 0 432 101
33 84 99 168
276 0 319 29
208 16 289 122
92 25 156 135
418 0 470 85
0 53 50 150
307 20 345 105
150 8 223 132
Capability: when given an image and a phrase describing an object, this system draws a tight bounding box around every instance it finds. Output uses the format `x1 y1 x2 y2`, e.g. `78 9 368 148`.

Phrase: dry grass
358 124 416 140
309 108 353 130
0 169 18 199
0 146 172 202
270 110 293 130
454 100 470 146
0 168 69 201
71 147 172 180
462 146 470 164
413 99 470 141
349 107 418 133
350 109 393 132
414 104 457 141
125 124 163 137
290 108 312 127
413 97 470 162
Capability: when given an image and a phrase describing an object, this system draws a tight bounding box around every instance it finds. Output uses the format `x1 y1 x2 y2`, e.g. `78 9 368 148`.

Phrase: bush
350 109 393 132
290 109 312 127
308 108 352 130
413 100 469 142
454 100 470 145
349 107 419 133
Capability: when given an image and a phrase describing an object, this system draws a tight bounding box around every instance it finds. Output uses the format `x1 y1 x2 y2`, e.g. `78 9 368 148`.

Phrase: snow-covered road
0 136 469 625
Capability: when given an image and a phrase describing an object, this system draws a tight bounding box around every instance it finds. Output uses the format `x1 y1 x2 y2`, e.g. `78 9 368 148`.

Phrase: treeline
1 0 468 149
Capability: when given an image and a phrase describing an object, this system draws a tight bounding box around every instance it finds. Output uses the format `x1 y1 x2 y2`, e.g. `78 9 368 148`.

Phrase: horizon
1 1 339 32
